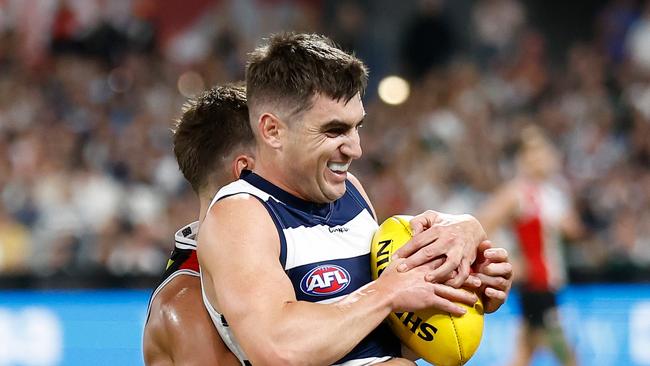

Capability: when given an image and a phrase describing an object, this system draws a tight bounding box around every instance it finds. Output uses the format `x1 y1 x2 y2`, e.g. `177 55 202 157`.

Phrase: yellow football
370 215 484 366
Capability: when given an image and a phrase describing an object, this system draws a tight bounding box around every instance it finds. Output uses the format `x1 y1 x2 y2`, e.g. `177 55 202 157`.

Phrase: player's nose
341 129 362 159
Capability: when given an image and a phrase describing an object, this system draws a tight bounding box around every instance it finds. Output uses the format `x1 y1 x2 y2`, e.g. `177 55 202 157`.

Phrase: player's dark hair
172 84 253 194
246 32 368 119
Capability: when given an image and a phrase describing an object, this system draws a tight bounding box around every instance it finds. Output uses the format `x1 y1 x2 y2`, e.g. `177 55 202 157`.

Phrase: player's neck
253 163 310 202
198 194 212 224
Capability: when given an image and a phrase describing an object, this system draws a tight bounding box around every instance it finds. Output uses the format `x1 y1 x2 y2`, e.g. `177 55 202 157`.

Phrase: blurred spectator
597 0 638 64
472 0 525 64
400 0 454 80
0 206 31 273
328 0 367 53
625 1 650 73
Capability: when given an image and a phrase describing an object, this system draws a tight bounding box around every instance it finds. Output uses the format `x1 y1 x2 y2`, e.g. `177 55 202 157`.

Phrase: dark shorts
519 289 560 328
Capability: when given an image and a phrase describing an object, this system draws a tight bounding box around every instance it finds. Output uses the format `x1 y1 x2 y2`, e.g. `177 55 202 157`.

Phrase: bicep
197 196 298 352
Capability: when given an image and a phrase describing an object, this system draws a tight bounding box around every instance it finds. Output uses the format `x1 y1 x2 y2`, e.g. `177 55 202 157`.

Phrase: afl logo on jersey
300 265 350 296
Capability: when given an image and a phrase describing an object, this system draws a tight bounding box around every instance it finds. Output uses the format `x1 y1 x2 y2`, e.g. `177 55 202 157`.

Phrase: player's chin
322 182 347 202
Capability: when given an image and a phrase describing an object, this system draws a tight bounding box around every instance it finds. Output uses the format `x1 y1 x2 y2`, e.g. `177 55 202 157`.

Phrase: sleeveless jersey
513 178 570 291
145 221 200 322
201 171 400 366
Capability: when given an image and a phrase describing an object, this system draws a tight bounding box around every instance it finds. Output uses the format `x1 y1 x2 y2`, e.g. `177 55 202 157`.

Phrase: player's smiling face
282 93 365 203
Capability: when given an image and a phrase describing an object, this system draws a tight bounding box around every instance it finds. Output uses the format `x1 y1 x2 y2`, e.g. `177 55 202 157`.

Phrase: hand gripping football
370 215 484 366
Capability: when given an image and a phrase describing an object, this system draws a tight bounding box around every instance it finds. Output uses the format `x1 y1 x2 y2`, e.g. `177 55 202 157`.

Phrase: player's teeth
328 162 350 172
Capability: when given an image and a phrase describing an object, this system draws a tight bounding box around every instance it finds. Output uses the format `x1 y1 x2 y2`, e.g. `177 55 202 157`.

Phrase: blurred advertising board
0 285 649 366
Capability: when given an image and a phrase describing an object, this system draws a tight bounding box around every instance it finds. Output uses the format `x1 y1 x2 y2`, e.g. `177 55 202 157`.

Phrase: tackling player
142 85 253 366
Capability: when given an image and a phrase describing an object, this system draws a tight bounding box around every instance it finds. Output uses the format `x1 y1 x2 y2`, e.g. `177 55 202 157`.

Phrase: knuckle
448 255 461 268
423 246 437 259
445 235 459 245
494 277 507 288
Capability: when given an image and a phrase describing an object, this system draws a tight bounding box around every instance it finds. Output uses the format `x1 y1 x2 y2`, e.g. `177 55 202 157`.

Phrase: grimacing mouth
327 161 351 173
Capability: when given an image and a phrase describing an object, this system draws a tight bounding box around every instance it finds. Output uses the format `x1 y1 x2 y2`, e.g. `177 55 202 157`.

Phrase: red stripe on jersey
179 250 200 272
515 216 549 290
514 183 553 290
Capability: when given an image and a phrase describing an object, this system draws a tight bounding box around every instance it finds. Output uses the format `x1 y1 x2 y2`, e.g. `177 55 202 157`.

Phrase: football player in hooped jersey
199 33 512 366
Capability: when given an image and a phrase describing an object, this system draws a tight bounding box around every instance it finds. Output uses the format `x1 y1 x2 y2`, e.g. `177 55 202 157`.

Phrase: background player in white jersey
478 125 584 366
199 33 511 365
143 85 253 366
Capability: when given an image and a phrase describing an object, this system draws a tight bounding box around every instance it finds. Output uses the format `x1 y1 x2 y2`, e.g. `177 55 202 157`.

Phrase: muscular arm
143 276 240 366
198 195 476 366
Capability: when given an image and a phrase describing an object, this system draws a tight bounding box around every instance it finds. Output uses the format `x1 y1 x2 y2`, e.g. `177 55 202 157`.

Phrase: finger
386 257 410 273
429 256 445 270
428 295 467 317
396 241 447 271
445 257 471 288
477 239 493 253
441 269 458 284
484 247 508 261
480 262 513 278
433 284 478 307
391 228 440 261
419 256 447 273
482 294 505 314
460 274 482 288
409 218 425 236
484 287 507 301
408 211 440 235
474 240 489 265
425 252 461 282
476 273 509 291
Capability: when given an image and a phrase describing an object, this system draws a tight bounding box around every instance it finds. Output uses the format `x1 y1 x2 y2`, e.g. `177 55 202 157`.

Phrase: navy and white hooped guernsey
202 171 400 366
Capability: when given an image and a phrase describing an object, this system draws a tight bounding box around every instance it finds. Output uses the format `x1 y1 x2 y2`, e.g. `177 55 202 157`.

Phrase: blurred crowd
0 0 648 284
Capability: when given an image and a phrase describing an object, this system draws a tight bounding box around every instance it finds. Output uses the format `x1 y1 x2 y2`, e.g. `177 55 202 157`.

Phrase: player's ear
258 113 283 149
232 154 255 179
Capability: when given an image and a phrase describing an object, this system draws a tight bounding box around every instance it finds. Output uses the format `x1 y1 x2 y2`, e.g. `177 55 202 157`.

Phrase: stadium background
0 0 649 365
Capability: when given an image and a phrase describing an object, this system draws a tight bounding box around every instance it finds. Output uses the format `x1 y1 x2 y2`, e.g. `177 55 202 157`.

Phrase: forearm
236 281 394 366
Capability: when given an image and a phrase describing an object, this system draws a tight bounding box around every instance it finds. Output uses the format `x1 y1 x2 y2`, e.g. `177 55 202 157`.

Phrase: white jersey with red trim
513 178 571 291
145 221 200 322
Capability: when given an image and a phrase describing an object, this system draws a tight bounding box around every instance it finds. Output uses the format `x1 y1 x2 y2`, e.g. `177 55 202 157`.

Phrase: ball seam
449 313 464 365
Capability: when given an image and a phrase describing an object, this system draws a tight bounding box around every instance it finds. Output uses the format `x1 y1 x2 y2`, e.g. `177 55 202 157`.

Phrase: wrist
367 276 398 313
336 278 395 316
464 214 486 243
